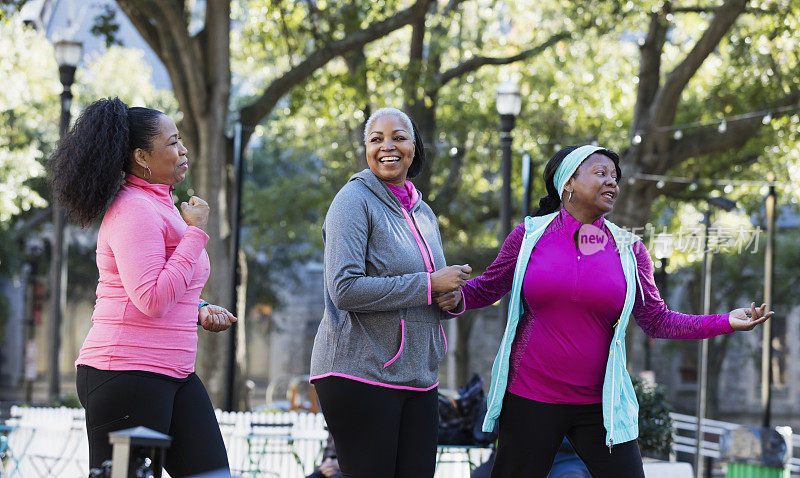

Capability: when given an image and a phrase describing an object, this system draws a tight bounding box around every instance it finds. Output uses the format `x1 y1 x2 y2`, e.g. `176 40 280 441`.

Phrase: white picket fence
0 407 491 478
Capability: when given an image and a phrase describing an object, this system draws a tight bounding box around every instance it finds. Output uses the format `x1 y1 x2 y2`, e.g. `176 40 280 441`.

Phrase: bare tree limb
632 12 667 129
205 0 231 114
155 0 207 112
434 31 572 91
239 0 434 144
403 14 427 107
668 92 800 168
116 1 161 58
117 0 199 144
671 5 777 14
651 0 747 126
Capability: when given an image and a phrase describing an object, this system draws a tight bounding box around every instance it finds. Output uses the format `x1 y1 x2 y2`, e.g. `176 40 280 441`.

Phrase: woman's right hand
181 196 210 230
431 264 472 293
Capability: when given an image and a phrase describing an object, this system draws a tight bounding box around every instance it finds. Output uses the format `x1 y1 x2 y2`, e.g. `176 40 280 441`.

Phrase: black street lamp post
496 80 521 321
496 80 521 241
49 38 82 400
761 171 776 427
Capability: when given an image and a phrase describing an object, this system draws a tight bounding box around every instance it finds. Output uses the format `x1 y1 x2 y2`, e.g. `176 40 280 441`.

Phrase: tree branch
668 92 800 168
117 0 199 142
651 0 747 126
116 1 162 58
203 0 231 116
632 11 668 129
671 5 777 14
239 0 434 143
434 31 572 91
403 13 427 107
154 0 207 112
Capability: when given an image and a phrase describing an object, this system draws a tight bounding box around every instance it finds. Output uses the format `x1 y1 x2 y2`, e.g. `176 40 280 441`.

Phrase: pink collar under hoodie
75 174 210 378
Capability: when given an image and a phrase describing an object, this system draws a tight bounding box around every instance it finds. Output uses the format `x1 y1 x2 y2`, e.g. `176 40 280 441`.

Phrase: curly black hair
48 98 164 226
532 145 622 216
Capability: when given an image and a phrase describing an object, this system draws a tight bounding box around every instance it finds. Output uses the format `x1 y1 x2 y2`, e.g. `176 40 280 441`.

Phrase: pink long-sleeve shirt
456 208 732 404
75 174 210 378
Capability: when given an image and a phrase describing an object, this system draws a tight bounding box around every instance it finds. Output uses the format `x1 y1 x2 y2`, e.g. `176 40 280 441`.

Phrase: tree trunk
187 115 234 404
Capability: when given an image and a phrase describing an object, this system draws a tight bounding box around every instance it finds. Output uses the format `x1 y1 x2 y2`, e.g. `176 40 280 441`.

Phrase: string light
626 104 799 143
630 172 788 189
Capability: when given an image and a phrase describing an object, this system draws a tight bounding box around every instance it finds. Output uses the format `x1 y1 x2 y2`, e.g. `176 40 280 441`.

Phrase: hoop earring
144 164 152 181
567 191 572 203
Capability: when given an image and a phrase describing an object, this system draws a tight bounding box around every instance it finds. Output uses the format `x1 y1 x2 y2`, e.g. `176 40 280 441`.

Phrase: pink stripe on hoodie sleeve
427 272 432 305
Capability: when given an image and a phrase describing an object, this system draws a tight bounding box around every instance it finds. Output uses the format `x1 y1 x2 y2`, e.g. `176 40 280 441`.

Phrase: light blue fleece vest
482 212 645 449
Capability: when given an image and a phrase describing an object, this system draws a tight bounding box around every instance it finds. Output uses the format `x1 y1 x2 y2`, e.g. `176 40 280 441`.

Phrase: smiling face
563 153 620 219
132 115 188 185
365 115 415 187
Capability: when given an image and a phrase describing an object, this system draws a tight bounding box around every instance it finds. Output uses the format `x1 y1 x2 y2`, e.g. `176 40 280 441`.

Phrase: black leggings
313 376 438 478
491 393 645 478
76 365 229 477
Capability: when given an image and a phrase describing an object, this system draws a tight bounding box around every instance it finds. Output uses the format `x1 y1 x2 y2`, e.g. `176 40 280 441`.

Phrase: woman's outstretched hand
728 302 773 331
199 304 238 332
434 290 462 311
430 265 472 293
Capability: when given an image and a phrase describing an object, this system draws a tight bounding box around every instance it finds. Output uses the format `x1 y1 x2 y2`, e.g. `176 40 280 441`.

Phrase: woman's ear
132 148 148 168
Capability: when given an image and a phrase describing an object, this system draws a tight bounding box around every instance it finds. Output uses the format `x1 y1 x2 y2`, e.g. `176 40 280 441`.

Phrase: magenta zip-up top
453 208 732 404
75 174 210 378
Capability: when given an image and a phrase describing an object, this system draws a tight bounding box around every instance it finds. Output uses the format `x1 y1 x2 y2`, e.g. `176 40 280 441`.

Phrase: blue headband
553 145 606 197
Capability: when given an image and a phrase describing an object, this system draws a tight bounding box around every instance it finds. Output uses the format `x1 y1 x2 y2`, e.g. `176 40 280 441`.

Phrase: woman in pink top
49 98 235 476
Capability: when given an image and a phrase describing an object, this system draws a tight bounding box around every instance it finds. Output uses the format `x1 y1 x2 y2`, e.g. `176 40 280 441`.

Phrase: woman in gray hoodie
310 107 471 477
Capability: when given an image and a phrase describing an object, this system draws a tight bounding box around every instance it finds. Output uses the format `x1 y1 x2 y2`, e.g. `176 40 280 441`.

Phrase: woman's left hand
199 304 238 332
728 302 773 331
434 290 462 311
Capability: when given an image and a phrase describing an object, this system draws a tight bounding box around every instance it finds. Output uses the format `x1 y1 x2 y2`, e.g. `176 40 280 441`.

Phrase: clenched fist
181 196 209 231
430 264 472 293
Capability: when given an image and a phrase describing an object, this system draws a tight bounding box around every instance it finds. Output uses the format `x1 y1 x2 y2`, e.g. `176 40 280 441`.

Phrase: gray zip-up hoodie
310 169 450 390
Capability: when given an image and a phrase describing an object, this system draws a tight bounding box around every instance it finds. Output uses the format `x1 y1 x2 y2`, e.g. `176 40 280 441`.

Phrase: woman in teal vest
437 145 773 477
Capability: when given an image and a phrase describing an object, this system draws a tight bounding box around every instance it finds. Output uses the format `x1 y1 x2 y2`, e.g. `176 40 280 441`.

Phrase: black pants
76 365 229 477
313 376 438 478
491 393 645 478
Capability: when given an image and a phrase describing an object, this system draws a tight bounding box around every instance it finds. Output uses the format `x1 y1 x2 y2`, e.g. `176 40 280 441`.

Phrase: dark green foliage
633 376 674 458
90 5 122 48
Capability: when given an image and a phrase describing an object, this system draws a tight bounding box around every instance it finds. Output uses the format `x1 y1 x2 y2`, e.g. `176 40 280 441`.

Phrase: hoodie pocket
383 319 405 368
